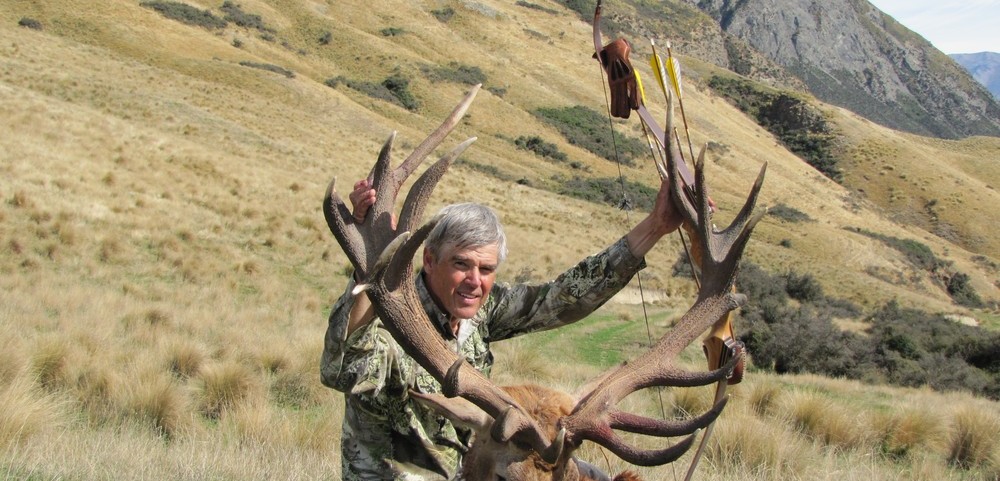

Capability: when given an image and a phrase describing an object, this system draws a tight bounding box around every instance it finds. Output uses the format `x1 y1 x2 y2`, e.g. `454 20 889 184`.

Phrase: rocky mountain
583 0 1000 139
952 52 1000 100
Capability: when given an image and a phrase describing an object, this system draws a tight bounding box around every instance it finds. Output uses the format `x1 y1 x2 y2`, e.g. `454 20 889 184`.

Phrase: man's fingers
350 189 376 222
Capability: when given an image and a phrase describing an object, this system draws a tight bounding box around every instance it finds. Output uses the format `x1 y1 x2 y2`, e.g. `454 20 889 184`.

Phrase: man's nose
463 268 481 285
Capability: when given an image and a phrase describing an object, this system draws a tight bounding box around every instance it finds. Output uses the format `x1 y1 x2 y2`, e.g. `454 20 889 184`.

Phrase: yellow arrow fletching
667 55 683 100
649 53 670 100
634 69 647 105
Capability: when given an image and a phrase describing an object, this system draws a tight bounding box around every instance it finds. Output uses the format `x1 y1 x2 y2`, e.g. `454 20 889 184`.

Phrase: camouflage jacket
320 236 644 481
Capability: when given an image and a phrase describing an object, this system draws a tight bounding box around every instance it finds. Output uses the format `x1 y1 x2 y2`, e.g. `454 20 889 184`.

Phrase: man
321 178 684 480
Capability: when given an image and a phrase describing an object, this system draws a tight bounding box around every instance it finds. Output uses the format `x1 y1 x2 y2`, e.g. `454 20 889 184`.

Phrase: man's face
423 244 499 322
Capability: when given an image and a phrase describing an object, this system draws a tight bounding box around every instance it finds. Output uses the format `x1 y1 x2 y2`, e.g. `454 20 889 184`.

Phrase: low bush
430 7 455 22
768 203 812 223
729 261 1000 399
422 62 487 86
851 227 948 272
18 17 42 30
947 272 983 308
326 74 420 111
513 136 567 162
534 106 645 166
553 175 656 211
516 1 560 14
140 1 227 29
239 61 294 78
220 1 272 33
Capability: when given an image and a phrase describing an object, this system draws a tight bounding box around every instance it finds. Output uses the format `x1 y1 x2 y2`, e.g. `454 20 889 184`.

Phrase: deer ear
409 390 492 431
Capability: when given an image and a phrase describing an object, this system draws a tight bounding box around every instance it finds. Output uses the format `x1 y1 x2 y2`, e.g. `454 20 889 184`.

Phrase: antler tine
605 431 701 467
395 84 481 181
610 395 729 437
368 132 401 233
396 137 477 234
323 178 366 270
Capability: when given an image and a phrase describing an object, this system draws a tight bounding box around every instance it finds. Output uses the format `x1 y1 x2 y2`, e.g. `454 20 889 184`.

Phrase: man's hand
349 179 376 223
652 178 684 235
652 178 717 234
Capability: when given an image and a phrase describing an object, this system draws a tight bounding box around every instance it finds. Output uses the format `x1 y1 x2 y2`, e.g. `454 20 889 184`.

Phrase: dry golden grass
1 0 999 479
946 404 1000 469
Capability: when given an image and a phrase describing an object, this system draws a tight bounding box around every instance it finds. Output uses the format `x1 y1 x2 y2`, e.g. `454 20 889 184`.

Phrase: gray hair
425 203 508 263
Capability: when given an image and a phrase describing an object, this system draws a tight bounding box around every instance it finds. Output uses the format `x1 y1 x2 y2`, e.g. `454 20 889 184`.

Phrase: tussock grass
490 337 554 384
708 407 814 479
196 361 264 419
743 377 783 416
73 362 124 424
777 390 876 451
0 376 65 448
946 404 1000 469
163 339 207 379
126 372 191 437
29 336 74 391
872 404 946 458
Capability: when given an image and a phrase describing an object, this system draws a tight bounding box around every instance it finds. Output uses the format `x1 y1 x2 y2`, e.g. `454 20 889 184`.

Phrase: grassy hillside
2 0 999 479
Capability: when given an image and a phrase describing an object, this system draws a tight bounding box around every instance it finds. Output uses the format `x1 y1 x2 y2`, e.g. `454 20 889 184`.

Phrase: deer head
323 84 766 481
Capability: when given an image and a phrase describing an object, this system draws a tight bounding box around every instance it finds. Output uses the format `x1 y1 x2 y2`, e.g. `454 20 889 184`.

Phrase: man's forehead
448 244 500 264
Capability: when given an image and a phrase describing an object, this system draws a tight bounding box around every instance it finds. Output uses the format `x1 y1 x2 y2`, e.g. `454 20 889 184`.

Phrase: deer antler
559 84 767 466
323 84 564 462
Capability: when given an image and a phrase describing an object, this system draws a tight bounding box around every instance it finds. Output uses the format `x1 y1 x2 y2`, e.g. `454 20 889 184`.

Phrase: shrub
220 1 272 32
318 31 332 45
947 272 983 307
380 27 405 36
382 74 419 110
327 75 419 111
18 17 42 30
515 1 560 14
784 270 823 302
553 175 657 211
514 136 567 162
851 227 949 272
430 7 455 22
768 203 812 223
422 62 487 85
534 106 645 166
239 61 294 78
140 1 227 29
487 86 507 98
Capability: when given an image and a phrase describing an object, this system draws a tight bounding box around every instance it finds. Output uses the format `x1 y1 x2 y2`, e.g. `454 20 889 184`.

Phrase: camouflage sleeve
484 236 644 341
319 280 408 395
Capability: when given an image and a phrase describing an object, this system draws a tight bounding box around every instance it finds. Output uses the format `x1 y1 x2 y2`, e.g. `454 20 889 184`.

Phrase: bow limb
593 0 604 58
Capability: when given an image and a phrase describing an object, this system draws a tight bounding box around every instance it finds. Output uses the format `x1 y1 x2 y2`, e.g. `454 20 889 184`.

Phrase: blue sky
868 1 1000 54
